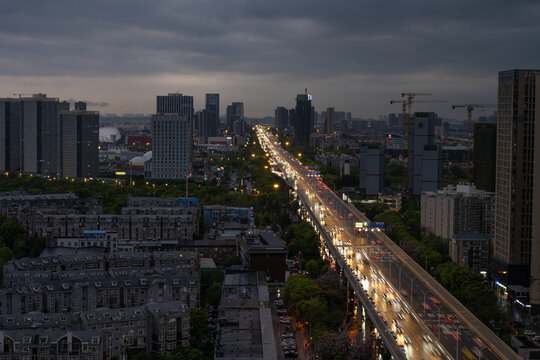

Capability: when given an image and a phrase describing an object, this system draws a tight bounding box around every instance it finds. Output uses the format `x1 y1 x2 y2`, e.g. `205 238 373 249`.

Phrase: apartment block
421 184 494 240
449 232 490 272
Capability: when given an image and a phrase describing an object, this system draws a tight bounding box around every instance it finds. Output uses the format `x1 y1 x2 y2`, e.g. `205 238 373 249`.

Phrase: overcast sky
0 0 538 119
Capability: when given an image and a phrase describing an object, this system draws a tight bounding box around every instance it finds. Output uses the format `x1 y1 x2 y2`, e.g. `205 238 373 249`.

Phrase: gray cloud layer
0 0 539 117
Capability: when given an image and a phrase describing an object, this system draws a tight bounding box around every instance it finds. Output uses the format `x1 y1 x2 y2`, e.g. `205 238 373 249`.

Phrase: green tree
283 274 323 306
167 345 206 360
0 219 25 248
190 308 211 354
297 297 327 324
315 331 350 360
225 255 242 266
205 282 222 308
305 259 320 278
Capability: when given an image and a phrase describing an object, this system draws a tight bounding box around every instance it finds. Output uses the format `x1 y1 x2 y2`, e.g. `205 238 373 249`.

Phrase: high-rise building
294 93 313 148
474 123 497 192
0 98 21 171
156 93 193 115
532 75 540 307
59 104 99 178
24 94 61 175
358 143 384 195
229 102 245 135
152 93 193 180
288 108 296 128
494 69 540 290
274 106 288 131
0 94 61 175
226 105 233 130
205 93 220 133
325 107 334 134
200 108 219 138
409 112 442 195
151 114 191 180
1 95 99 178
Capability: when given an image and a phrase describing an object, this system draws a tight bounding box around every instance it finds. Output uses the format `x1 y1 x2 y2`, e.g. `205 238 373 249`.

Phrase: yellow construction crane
451 104 496 179
390 95 446 195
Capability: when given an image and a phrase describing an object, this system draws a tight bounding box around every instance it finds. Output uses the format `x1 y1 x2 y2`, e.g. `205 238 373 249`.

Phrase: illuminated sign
115 171 126 175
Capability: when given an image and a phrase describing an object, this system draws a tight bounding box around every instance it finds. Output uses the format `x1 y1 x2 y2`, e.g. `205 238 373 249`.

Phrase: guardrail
346 204 520 360
297 189 406 360
259 128 519 360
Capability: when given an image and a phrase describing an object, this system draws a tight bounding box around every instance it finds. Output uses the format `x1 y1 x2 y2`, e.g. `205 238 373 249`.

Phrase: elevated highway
256 126 519 360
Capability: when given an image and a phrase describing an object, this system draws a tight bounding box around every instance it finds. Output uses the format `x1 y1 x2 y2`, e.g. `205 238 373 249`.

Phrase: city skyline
0 1 538 118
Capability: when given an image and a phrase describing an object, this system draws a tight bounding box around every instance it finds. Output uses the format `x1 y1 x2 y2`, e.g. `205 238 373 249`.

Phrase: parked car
279 316 291 324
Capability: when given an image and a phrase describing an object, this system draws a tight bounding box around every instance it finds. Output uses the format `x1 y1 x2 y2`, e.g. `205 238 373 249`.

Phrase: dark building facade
1 94 98 177
409 112 442 196
274 106 288 131
474 123 496 192
0 99 21 171
294 93 313 148
494 69 540 292
205 93 220 125
59 106 99 178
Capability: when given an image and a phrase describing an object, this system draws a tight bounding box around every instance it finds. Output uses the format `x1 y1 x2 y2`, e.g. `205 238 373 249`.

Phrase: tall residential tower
294 93 313 148
494 69 540 290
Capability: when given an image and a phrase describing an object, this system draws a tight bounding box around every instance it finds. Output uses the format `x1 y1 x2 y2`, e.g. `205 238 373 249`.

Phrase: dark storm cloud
0 0 539 116
0 0 539 78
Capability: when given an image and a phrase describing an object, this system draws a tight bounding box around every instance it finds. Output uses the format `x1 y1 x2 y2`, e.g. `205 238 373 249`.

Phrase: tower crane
451 103 496 179
390 95 446 195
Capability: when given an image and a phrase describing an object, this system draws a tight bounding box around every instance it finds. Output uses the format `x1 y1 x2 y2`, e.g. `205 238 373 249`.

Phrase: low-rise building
1 270 199 315
0 251 196 357
240 231 287 282
449 232 490 272
0 302 189 358
215 270 277 360
203 205 253 229
0 330 104 360
377 191 402 211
